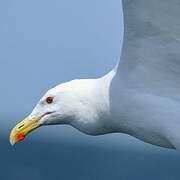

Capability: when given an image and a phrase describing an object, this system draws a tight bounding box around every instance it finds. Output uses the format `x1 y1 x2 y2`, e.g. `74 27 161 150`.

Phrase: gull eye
46 96 54 104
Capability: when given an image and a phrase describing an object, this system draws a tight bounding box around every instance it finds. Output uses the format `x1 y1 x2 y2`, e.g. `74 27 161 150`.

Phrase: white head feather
30 73 114 135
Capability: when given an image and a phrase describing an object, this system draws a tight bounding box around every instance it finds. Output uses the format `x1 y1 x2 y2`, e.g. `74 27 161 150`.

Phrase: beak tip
9 133 25 146
10 139 15 146
9 129 19 146
9 135 15 146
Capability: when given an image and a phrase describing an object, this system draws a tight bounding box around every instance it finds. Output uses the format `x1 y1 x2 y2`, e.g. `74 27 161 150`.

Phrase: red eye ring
46 96 54 104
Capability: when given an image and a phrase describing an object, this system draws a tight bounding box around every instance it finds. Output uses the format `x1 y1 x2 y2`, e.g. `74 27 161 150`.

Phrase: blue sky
0 0 128 143
0 0 122 119
0 0 174 154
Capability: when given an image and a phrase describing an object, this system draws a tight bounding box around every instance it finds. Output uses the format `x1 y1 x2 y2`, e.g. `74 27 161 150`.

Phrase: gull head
9 78 108 145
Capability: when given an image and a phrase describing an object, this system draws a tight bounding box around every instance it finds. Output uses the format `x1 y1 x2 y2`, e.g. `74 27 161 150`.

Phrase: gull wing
117 0 180 98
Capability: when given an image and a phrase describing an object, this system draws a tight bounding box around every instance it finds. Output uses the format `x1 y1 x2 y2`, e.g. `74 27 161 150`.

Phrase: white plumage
10 0 180 150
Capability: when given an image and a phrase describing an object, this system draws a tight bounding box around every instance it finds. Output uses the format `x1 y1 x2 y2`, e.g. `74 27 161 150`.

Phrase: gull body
10 0 180 150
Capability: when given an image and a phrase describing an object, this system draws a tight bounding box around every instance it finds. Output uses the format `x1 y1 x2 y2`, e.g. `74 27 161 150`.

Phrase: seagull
10 0 180 150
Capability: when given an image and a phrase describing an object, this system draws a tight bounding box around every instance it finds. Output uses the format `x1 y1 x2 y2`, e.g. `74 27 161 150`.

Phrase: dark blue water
1 132 180 180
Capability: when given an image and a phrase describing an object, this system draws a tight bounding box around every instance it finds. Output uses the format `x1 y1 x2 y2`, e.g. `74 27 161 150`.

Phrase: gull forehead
46 79 97 96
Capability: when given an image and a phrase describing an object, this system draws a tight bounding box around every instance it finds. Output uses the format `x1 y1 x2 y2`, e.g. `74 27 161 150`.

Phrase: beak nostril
18 124 24 129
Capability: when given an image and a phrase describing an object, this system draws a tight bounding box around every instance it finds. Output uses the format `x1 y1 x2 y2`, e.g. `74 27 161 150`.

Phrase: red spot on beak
17 133 25 142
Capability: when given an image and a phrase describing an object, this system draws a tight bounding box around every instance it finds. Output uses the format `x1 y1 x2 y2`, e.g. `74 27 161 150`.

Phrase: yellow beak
10 116 40 146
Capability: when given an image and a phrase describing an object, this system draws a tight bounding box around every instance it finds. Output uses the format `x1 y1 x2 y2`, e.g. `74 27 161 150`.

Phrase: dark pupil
46 97 53 104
